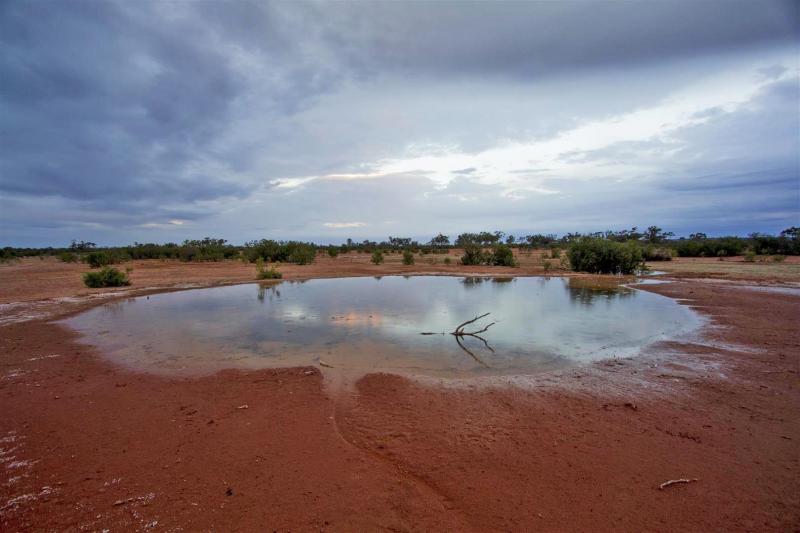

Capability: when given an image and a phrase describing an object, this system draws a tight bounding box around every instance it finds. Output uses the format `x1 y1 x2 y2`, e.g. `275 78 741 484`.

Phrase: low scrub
490 244 518 266
255 258 282 279
85 251 122 268
402 250 415 265
643 245 673 261
460 244 486 265
83 267 130 288
567 238 644 274
371 250 384 265
244 240 317 265
60 252 79 263
461 244 518 267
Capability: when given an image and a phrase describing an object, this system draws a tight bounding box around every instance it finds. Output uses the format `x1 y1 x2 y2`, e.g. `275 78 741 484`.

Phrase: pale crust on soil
0 255 798 531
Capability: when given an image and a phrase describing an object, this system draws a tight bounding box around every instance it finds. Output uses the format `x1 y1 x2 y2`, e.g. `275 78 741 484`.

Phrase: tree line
1 226 797 266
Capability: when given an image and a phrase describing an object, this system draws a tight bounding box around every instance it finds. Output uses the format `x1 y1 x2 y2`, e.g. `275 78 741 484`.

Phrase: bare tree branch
453 312 491 334
455 335 490 367
462 322 495 336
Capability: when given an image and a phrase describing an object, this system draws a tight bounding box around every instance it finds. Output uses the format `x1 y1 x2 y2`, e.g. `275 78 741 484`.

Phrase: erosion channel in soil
63 275 702 381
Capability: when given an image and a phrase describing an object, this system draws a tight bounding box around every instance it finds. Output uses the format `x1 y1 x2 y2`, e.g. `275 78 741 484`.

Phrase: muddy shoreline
1 258 798 531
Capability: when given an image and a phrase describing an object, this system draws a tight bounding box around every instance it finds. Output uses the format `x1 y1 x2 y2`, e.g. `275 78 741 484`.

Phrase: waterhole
63 276 702 379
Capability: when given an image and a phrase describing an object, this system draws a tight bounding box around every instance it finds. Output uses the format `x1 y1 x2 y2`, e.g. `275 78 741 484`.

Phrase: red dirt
1 258 798 531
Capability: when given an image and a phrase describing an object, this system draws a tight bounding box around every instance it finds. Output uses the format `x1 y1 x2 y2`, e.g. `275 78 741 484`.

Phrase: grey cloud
0 1 798 246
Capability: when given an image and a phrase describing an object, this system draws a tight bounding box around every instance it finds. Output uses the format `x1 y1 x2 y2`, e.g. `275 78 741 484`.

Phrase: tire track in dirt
328 391 474 530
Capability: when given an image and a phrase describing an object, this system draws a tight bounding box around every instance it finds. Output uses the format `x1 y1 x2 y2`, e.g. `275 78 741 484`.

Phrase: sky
1 1 798 247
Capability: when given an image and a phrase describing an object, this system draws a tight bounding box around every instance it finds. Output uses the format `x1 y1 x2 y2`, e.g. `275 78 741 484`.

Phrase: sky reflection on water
64 276 701 378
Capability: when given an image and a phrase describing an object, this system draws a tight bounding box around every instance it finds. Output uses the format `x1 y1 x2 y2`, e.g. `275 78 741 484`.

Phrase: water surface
64 276 701 378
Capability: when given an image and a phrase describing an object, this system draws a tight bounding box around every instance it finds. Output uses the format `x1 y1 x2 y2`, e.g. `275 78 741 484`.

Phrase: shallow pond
64 276 702 379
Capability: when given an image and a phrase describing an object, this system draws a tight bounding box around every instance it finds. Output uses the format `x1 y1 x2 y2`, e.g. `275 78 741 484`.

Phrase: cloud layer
1 1 797 245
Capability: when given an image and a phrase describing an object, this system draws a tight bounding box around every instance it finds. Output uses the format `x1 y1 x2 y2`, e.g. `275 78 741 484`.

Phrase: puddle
62 276 702 380
735 285 800 296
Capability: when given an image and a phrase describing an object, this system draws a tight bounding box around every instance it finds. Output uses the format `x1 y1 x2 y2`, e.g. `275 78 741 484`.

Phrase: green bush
255 258 282 279
443 257 452 265
371 250 384 264
490 244 518 267
83 267 130 288
85 251 120 268
244 240 316 265
643 246 673 261
60 252 79 263
550 247 561 259
772 255 786 263
327 247 339 258
402 250 415 265
744 250 756 262
567 238 645 274
461 244 486 265
674 237 746 258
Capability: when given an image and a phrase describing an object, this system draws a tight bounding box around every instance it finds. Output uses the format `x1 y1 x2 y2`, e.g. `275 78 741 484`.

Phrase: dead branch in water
418 312 497 366
659 478 698 490
455 335 489 367
453 313 491 334
466 321 496 336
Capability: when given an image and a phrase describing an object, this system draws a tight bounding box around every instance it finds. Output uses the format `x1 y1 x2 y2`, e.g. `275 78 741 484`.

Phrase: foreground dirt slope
0 259 798 531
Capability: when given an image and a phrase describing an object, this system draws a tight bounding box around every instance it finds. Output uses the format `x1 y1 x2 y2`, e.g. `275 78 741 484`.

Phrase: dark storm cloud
313 1 797 77
0 0 798 245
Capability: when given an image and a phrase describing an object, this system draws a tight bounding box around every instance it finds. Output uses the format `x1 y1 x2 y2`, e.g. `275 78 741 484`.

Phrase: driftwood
420 313 496 367
452 313 495 336
658 478 698 490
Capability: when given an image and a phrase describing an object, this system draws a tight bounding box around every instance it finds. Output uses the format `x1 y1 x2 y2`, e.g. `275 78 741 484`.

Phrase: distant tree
644 226 674 244
429 233 450 247
780 227 799 240
388 236 412 248
70 239 96 252
689 232 708 240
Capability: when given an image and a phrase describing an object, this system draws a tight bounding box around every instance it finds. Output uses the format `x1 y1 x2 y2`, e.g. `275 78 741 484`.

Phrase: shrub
244 240 316 265
744 250 756 262
402 250 415 265
83 267 130 288
550 248 561 259
255 258 282 279
674 237 746 258
85 251 119 268
643 246 673 261
371 250 384 265
461 244 486 265
543 259 552 272
60 252 79 263
327 247 339 258
443 257 452 265
288 244 316 265
773 255 786 263
490 244 517 267
567 238 645 274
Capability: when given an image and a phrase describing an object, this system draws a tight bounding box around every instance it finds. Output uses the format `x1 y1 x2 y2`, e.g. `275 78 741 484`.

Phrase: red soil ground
0 256 798 531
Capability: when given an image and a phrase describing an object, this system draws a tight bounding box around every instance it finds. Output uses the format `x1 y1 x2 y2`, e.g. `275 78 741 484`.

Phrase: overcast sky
1 1 798 246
